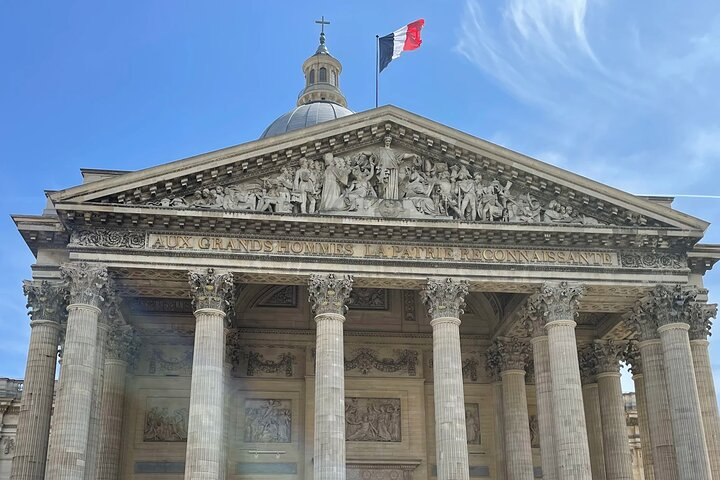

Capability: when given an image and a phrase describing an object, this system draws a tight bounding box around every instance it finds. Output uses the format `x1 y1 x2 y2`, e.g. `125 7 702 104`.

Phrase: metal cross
315 16 330 34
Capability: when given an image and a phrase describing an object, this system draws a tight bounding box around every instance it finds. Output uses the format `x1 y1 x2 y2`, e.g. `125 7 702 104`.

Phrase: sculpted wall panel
345 397 402 442
243 399 292 443
142 398 190 443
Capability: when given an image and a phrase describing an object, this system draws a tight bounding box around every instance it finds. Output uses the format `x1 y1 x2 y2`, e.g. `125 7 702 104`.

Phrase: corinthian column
522 295 558 480
578 347 606 480
308 273 353 480
625 342 655 480
593 340 633 480
687 302 720 480
96 321 139 480
650 285 711 480
625 301 677 480
184 268 234 480
538 281 591 480
46 262 108 480
422 278 470 480
11 281 67 480
487 338 533 480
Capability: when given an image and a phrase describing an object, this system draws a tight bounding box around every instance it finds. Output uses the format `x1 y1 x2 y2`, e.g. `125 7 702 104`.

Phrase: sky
1 0 720 395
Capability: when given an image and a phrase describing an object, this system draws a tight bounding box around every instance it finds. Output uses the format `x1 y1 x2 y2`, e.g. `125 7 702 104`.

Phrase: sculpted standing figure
293 157 317 213
319 153 350 211
366 135 418 200
454 167 478 220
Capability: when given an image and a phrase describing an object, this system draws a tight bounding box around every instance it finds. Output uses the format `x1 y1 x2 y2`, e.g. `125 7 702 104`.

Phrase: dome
260 101 354 139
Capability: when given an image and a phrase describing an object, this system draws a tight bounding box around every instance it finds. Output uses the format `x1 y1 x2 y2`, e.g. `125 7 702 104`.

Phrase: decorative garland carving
246 351 295 377
345 348 418 376
188 268 235 312
148 348 193 375
422 278 469 319
257 285 297 307
23 280 68 324
348 288 388 310
308 273 353 316
620 251 687 270
462 357 479 381
70 229 145 249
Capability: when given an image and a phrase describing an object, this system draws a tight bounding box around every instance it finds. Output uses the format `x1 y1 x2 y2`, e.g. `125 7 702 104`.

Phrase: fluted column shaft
581 382 606 480
501 369 534 480
424 278 469 480
638 339 677 480
690 339 720 479
84 320 109 480
632 373 655 480
531 335 558 480
546 319 591 480
11 319 62 480
658 322 711 480
184 308 226 479
309 273 353 480
597 371 633 480
46 304 101 480
314 312 346 480
95 358 128 480
493 381 507 480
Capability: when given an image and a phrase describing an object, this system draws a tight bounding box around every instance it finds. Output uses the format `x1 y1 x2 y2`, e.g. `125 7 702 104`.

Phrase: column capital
646 284 699 328
623 298 658 341
308 273 353 316
591 339 627 374
99 290 122 328
23 279 68 324
519 293 545 337
538 281 584 323
188 268 235 313
421 277 469 320
578 344 599 385
623 340 643 375
60 262 109 308
106 321 140 366
486 337 530 375
687 302 717 340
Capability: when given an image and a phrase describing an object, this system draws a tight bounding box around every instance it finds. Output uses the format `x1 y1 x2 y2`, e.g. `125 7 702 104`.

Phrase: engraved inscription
345 397 401 442
244 399 292 443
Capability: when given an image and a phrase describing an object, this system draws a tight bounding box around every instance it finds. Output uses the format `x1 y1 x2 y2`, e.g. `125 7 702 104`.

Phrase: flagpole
375 35 379 108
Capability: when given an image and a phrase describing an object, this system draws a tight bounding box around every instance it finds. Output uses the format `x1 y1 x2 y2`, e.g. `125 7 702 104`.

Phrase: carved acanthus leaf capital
188 268 235 313
23 280 68 324
486 337 530 374
647 284 699 327
578 345 598 384
623 341 643 375
520 294 545 337
623 299 658 341
421 278 469 320
60 262 109 308
99 290 122 327
592 339 627 374
106 321 141 366
538 281 584 323
687 302 717 340
308 273 353 316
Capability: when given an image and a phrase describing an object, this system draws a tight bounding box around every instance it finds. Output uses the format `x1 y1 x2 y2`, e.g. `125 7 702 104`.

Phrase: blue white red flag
378 19 425 72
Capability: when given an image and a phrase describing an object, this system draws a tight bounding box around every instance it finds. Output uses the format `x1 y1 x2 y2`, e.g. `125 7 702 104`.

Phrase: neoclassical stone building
9 31 720 480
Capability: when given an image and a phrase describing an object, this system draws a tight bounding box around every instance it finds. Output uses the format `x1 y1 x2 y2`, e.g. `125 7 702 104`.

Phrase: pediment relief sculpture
143 136 602 225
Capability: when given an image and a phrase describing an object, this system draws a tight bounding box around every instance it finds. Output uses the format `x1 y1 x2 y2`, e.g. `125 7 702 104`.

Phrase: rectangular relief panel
243 399 292 443
345 397 401 442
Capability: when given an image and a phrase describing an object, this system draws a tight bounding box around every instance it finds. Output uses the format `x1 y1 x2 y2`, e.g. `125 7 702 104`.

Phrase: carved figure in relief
455 167 478 220
292 157 318 214
363 135 419 200
319 153 351 211
144 407 188 442
244 399 292 443
465 404 481 445
345 398 401 442
345 159 377 211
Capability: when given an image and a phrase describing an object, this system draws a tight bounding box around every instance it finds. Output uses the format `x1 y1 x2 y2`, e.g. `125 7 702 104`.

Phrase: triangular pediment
48 106 707 232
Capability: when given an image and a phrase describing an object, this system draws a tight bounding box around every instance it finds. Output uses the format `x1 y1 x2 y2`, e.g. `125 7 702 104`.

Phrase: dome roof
260 101 354 139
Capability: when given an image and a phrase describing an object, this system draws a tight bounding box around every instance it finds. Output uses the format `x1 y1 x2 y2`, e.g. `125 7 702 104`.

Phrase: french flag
378 19 425 72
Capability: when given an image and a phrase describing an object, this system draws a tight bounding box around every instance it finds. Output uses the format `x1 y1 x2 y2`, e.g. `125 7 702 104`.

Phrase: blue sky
1 1 720 395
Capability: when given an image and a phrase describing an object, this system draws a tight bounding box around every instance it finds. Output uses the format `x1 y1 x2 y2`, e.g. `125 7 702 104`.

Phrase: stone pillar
538 281 592 480
593 340 633 480
687 302 720 480
11 281 66 480
651 285 711 480
84 296 115 480
46 262 108 480
625 300 678 480
522 295 558 480
422 278 470 480
493 381 507 480
308 273 353 480
578 348 606 480
184 268 235 480
625 342 655 480
96 321 139 480
487 338 533 480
